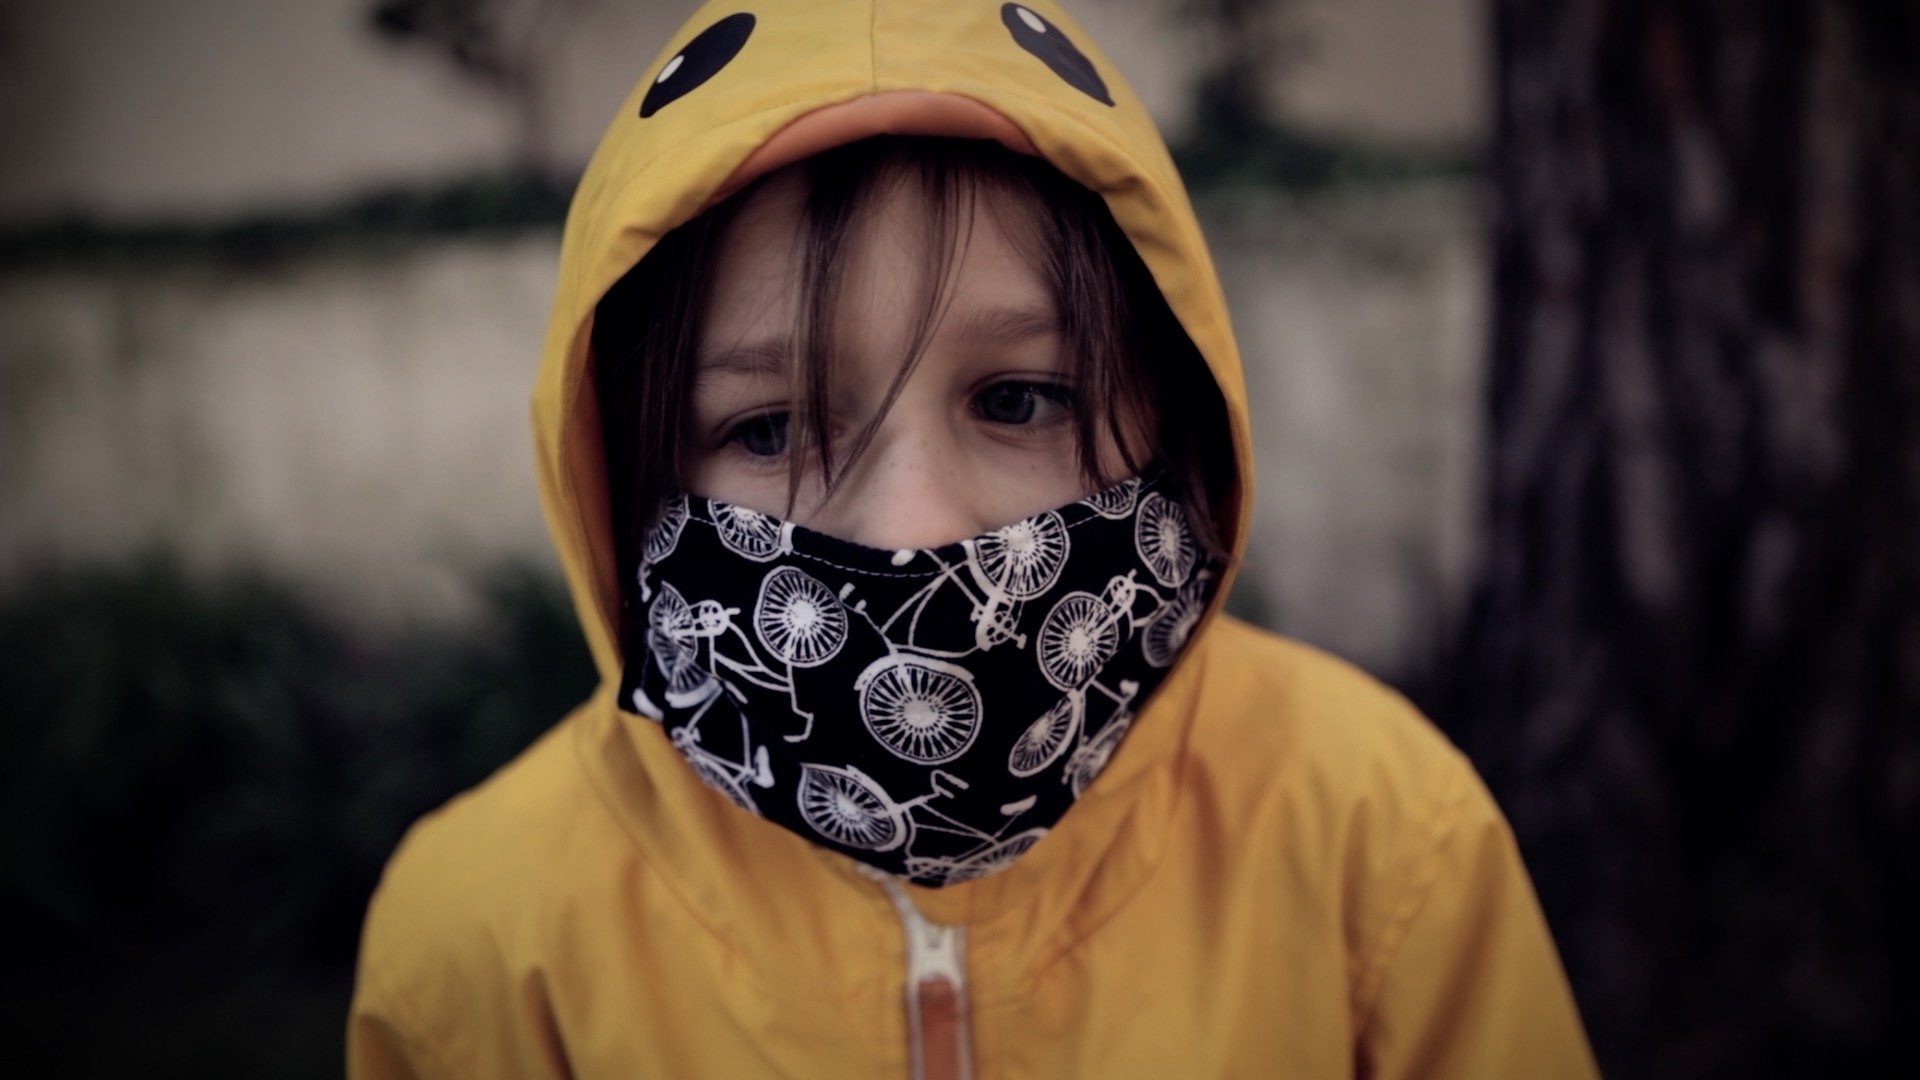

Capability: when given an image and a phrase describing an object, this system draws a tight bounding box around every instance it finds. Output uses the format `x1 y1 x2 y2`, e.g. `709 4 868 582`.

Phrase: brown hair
594 136 1235 588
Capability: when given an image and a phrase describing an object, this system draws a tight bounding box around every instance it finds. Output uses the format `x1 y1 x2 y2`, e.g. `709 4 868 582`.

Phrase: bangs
593 136 1235 627
783 137 1147 509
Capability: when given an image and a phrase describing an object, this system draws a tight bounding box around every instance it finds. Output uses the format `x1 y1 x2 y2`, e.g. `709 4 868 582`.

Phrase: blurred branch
368 0 594 180
1163 0 1478 190
1180 0 1301 139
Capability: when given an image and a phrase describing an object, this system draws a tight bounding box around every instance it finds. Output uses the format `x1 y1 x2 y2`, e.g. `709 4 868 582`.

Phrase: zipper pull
863 870 974 1080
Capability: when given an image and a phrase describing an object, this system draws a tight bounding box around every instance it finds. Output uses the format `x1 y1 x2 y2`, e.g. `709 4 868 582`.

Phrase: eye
726 412 790 458
977 381 1072 426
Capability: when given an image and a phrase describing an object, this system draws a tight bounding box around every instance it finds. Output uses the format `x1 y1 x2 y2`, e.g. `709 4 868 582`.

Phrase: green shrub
0 556 595 974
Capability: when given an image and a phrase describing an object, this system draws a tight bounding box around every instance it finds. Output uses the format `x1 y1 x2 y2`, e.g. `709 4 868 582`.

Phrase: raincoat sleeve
1354 758 1600 1079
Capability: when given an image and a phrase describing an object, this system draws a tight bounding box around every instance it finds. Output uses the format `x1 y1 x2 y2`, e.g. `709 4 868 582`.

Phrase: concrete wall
1210 184 1485 678
0 238 559 626
0 0 1485 223
0 185 1484 679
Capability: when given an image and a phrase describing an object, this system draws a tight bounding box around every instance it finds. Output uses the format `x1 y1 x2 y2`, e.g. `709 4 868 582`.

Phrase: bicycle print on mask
619 469 1222 887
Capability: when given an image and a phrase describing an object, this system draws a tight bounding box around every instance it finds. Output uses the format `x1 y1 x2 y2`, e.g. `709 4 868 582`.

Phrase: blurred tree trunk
1443 1 1920 1075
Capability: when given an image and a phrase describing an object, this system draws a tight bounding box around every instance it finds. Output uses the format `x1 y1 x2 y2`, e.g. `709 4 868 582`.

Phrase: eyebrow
694 339 790 379
951 305 1062 348
691 305 1060 378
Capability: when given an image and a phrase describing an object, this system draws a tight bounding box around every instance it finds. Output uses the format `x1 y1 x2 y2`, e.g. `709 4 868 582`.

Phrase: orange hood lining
708 90 1042 207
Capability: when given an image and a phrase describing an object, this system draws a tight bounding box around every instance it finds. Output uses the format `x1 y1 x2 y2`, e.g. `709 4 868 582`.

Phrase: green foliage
371 0 504 77
1172 125 1481 193
0 556 596 975
0 143 1477 274
1168 0 1480 192
0 170 571 271
0 556 596 1071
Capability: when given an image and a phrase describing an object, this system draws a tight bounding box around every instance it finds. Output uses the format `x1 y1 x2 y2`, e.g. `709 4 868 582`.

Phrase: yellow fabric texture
348 1 1599 1076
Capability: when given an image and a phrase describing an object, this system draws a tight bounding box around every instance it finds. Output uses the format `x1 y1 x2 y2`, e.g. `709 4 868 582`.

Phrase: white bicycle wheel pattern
648 581 691 635
619 468 1224 886
1038 591 1121 690
753 567 849 667
797 764 903 851
1064 713 1133 797
645 495 690 564
947 828 1049 884
857 656 983 764
646 585 711 700
1141 590 1205 668
687 752 759 815
714 503 788 561
1135 492 1198 587
971 511 1069 599
1082 476 1141 519
1008 693 1081 777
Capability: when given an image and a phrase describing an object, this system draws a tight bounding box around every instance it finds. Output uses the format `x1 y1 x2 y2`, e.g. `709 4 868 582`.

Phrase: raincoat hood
518 0 1265 962
352 8 1602 1074
532 0 1254 693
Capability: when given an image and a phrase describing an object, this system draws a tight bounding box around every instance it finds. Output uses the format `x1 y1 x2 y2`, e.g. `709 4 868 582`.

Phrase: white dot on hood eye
656 54 685 84
1016 7 1046 33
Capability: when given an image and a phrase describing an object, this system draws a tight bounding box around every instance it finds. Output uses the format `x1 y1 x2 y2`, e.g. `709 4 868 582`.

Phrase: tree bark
1444 1 1920 1074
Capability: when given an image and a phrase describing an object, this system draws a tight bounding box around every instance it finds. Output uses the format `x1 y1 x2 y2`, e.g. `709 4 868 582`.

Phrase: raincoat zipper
866 870 973 1080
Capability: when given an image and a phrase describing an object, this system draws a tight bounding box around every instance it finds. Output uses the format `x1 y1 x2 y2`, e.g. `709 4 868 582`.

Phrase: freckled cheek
969 446 1090 517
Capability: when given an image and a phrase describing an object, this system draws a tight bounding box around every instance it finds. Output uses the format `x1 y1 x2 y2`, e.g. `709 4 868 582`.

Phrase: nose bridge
822 410 983 550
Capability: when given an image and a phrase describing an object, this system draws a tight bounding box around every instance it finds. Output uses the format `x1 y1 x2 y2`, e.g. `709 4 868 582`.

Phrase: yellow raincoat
348 2 1599 1076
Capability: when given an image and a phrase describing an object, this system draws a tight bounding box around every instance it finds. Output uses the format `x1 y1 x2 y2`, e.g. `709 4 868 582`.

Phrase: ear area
1001 4 1113 106
641 12 757 118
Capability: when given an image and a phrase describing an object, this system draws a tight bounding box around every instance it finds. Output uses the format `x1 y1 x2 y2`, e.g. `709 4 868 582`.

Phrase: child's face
685 167 1138 550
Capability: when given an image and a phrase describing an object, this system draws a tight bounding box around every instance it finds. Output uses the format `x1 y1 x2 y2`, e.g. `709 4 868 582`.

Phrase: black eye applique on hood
1001 4 1112 106
640 12 756 118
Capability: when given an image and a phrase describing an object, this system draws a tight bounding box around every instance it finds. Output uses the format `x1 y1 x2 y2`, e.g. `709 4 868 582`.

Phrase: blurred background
0 0 1912 1075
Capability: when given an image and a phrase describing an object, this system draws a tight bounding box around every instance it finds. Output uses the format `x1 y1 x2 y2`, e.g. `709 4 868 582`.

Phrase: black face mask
619 470 1222 886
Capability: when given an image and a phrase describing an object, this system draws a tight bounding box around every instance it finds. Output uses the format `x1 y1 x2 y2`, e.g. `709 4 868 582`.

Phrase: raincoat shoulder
348 620 1599 1079
348 706 622 1079
1183 617 1599 1077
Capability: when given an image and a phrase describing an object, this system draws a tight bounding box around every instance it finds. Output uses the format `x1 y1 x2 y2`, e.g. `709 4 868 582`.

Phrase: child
349 2 1598 1077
